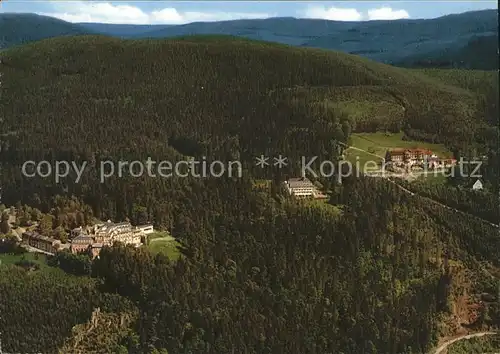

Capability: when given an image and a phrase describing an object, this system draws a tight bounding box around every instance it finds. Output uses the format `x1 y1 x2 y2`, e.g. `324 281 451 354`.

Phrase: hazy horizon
0 1 497 25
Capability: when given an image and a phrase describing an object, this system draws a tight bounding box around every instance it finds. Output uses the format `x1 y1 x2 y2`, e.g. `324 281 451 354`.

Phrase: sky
0 1 497 24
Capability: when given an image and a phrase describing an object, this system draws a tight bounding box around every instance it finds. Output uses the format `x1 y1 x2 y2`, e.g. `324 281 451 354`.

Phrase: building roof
387 149 409 156
287 177 315 189
97 222 132 233
111 222 131 227
412 148 433 154
288 177 310 182
388 148 433 156
100 221 130 228
72 234 93 242
92 243 103 248
71 230 84 237
22 231 57 243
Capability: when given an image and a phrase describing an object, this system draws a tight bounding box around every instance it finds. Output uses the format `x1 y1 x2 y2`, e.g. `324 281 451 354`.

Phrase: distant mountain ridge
0 13 92 48
77 22 174 37
0 10 498 69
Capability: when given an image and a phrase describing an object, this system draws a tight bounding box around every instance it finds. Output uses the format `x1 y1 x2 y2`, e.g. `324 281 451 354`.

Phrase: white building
94 221 132 235
113 230 142 247
284 177 327 198
472 179 483 191
92 221 147 247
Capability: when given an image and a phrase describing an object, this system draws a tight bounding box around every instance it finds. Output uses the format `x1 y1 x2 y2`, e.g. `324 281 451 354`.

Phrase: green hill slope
398 34 499 70
415 68 498 129
0 35 493 150
0 35 497 205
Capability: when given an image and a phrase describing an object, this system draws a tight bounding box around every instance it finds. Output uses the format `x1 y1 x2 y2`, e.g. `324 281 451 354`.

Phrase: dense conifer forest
0 36 498 353
1 176 498 353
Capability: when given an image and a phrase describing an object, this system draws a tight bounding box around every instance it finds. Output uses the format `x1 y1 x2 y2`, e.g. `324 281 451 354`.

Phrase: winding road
432 331 497 354
344 144 500 352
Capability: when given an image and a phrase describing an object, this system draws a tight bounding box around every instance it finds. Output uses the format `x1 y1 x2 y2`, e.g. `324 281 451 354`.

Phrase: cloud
367 7 410 20
151 9 270 24
303 6 363 21
302 6 409 21
39 2 271 24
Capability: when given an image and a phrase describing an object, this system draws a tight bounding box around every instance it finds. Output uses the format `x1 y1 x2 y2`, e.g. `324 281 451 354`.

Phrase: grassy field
344 132 453 168
147 231 171 241
344 147 385 170
0 252 48 268
353 132 453 157
147 232 181 261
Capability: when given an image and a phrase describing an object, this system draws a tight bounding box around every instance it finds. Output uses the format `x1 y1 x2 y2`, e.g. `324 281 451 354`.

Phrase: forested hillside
0 263 136 353
0 35 498 353
1 176 498 353
0 35 497 222
3 35 497 203
397 34 499 70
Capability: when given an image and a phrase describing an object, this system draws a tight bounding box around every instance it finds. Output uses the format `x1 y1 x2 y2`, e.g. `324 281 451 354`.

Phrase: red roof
388 150 405 156
408 148 432 155
388 148 433 156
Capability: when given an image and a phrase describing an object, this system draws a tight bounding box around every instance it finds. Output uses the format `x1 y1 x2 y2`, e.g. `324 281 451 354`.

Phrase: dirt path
433 331 496 354
390 180 499 228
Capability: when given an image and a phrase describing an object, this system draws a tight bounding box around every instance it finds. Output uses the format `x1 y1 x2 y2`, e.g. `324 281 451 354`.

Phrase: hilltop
0 13 93 48
1 10 497 69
